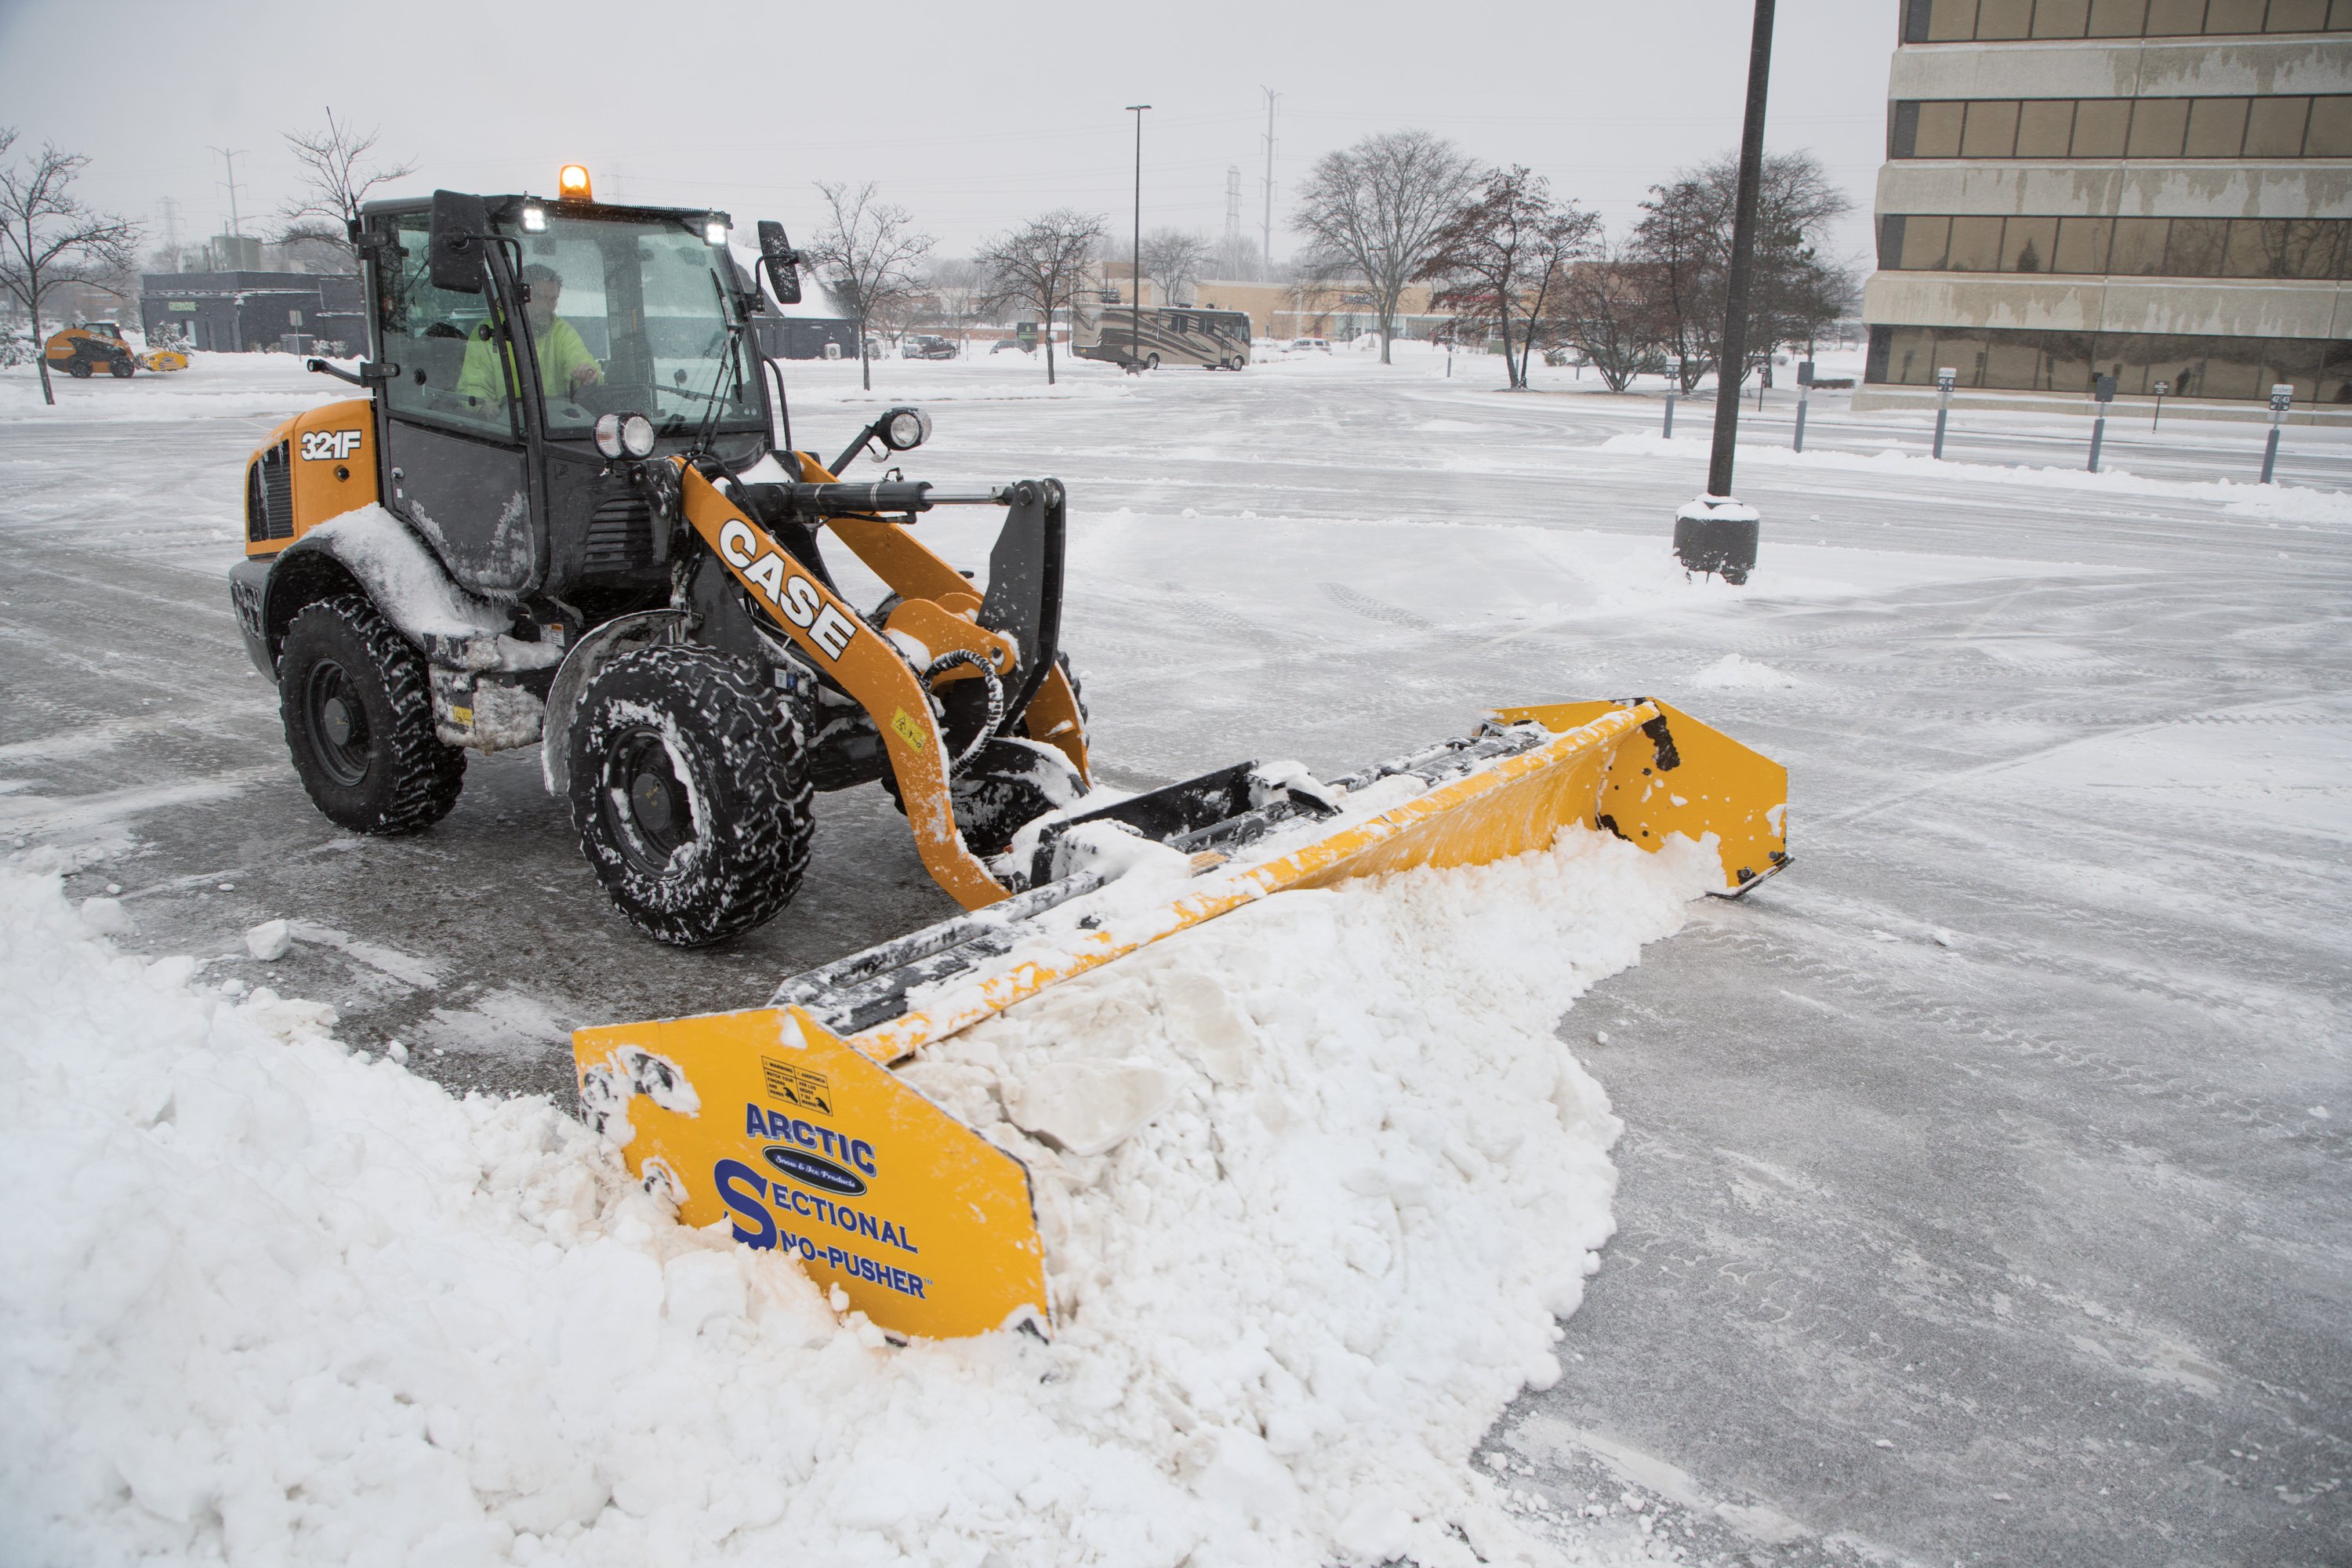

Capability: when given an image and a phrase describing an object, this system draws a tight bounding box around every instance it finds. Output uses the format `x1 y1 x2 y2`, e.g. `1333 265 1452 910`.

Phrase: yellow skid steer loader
231 173 1788 1341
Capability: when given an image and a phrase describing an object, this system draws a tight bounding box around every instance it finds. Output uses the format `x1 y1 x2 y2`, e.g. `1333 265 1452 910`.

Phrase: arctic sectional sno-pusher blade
572 698 1787 1341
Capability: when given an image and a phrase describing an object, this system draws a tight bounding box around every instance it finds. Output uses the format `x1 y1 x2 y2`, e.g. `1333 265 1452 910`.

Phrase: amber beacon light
558 164 592 201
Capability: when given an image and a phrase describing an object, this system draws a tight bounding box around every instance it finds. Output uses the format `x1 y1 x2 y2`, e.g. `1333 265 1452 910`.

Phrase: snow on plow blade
572 698 1785 1340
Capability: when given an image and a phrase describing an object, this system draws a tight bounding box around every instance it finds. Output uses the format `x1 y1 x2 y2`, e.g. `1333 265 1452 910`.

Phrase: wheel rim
303 658 372 786
600 728 696 872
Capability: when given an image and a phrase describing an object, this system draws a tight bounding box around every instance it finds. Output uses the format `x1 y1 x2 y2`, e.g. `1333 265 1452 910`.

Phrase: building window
1877 213 2352 277
1904 0 2352 38
1867 324 2351 401
1892 95 2352 158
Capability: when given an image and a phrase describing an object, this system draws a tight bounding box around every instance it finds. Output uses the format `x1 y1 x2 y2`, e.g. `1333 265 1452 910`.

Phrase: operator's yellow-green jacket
456 313 599 405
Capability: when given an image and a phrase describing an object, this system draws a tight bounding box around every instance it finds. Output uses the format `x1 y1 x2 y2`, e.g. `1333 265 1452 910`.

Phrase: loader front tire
279 593 466 834
568 645 812 947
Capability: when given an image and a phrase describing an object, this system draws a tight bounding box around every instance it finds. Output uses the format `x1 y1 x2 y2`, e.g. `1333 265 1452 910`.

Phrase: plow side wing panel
1492 700 1788 893
573 1007 1048 1341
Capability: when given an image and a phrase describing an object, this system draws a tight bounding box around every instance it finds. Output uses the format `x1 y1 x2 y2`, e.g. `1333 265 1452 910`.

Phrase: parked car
989 337 1033 355
1286 337 1330 354
904 334 958 361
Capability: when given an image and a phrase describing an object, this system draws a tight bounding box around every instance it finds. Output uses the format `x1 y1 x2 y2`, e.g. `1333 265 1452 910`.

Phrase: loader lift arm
667 455 1081 912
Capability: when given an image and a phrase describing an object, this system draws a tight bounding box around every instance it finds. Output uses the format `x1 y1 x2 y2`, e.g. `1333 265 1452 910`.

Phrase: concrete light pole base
1674 495 1760 585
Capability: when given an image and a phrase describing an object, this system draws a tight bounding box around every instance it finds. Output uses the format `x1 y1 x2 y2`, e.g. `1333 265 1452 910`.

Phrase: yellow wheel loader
234 173 1789 1341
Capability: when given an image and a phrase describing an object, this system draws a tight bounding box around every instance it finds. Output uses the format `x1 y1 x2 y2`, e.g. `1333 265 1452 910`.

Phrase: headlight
593 412 658 459
704 216 730 246
521 204 547 234
880 407 931 452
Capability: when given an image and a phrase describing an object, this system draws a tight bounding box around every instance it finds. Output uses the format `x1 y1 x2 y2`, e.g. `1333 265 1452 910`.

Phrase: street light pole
1673 0 1777 587
1127 104 1151 375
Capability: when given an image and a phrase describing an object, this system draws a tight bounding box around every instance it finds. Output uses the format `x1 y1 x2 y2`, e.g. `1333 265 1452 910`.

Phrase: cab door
367 211 541 600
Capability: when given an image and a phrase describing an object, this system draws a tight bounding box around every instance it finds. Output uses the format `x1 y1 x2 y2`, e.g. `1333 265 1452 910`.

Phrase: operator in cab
456 263 603 406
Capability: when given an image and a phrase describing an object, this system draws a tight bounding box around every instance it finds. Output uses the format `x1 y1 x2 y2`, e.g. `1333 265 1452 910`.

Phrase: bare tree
1210 229 1261 283
807 181 935 390
922 256 992 352
1552 246 1664 393
277 108 416 259
1136 227 1211 307
975 209 1106 386
0 130 141 405
1292 129 1479 365
1631 149 1853 394
1420 166 1599 389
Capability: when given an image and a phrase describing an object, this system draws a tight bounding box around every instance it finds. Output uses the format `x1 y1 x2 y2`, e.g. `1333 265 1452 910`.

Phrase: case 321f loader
233 172 1789 1341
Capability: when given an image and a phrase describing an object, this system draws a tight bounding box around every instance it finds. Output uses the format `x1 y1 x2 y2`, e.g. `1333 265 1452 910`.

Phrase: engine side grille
248 441 294 543
582 495 653 572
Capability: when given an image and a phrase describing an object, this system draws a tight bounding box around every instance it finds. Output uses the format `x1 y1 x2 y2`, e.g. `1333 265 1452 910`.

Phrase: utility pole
159 196 182 269
1671 0 1775 586
1260 87 1279 281
1224 165 1242 273
209 147 247 238
1127 105 1151 374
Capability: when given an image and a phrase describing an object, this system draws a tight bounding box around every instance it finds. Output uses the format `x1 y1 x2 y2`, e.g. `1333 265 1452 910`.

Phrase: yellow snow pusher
575 697 1785 1340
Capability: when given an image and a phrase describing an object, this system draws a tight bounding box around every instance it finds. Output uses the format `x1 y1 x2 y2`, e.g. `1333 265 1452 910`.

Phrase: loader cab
356 189 776 617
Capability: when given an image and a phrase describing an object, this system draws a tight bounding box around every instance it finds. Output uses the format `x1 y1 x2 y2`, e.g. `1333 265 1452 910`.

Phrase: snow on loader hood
0 823 1715 1567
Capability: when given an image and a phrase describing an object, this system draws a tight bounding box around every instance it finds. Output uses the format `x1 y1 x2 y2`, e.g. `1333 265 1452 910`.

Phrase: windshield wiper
691 271 750 456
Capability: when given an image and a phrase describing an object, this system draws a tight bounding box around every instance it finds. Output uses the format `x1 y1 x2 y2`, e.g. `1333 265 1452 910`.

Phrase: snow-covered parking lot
2 347 2347 1566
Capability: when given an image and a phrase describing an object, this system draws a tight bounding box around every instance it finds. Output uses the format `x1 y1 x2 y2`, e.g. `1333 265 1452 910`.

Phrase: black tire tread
280 593 465 834
568 645 813 947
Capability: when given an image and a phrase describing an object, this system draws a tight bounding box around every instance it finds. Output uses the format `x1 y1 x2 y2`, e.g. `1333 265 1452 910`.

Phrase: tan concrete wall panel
1864 270 2350 337
2099 277 2347 335
1875 162 2352 220
1865 273 2112 331
1889 38 2352 102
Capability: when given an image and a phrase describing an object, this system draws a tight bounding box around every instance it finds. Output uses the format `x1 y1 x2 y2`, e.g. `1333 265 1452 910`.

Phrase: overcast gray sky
0 0 1895 269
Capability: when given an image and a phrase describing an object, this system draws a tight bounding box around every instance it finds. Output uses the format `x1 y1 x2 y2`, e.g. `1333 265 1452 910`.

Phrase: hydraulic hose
921 650 1004 773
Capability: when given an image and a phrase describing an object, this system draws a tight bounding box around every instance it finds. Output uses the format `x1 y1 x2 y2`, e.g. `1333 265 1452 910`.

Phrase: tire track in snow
1674 919 2351 1160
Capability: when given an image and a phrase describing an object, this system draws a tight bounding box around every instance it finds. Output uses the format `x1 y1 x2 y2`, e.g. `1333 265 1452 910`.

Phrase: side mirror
428 190 492 294
757 220 803 306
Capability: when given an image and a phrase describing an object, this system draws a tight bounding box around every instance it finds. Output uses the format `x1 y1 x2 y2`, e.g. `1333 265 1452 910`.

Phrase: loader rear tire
279 593 466 834
568 645 812 947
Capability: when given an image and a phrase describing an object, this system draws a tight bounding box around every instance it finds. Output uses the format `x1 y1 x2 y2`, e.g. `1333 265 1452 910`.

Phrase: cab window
374 213 518 439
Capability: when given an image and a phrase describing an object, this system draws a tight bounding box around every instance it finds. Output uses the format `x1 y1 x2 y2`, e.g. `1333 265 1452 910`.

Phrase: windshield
495 210 764 441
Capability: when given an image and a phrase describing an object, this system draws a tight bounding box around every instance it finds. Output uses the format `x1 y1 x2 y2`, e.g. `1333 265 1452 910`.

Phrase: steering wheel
565 381 634 416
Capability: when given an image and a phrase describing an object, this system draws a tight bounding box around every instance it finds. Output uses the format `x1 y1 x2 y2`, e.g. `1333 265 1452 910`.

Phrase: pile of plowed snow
0 829 1713 1567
